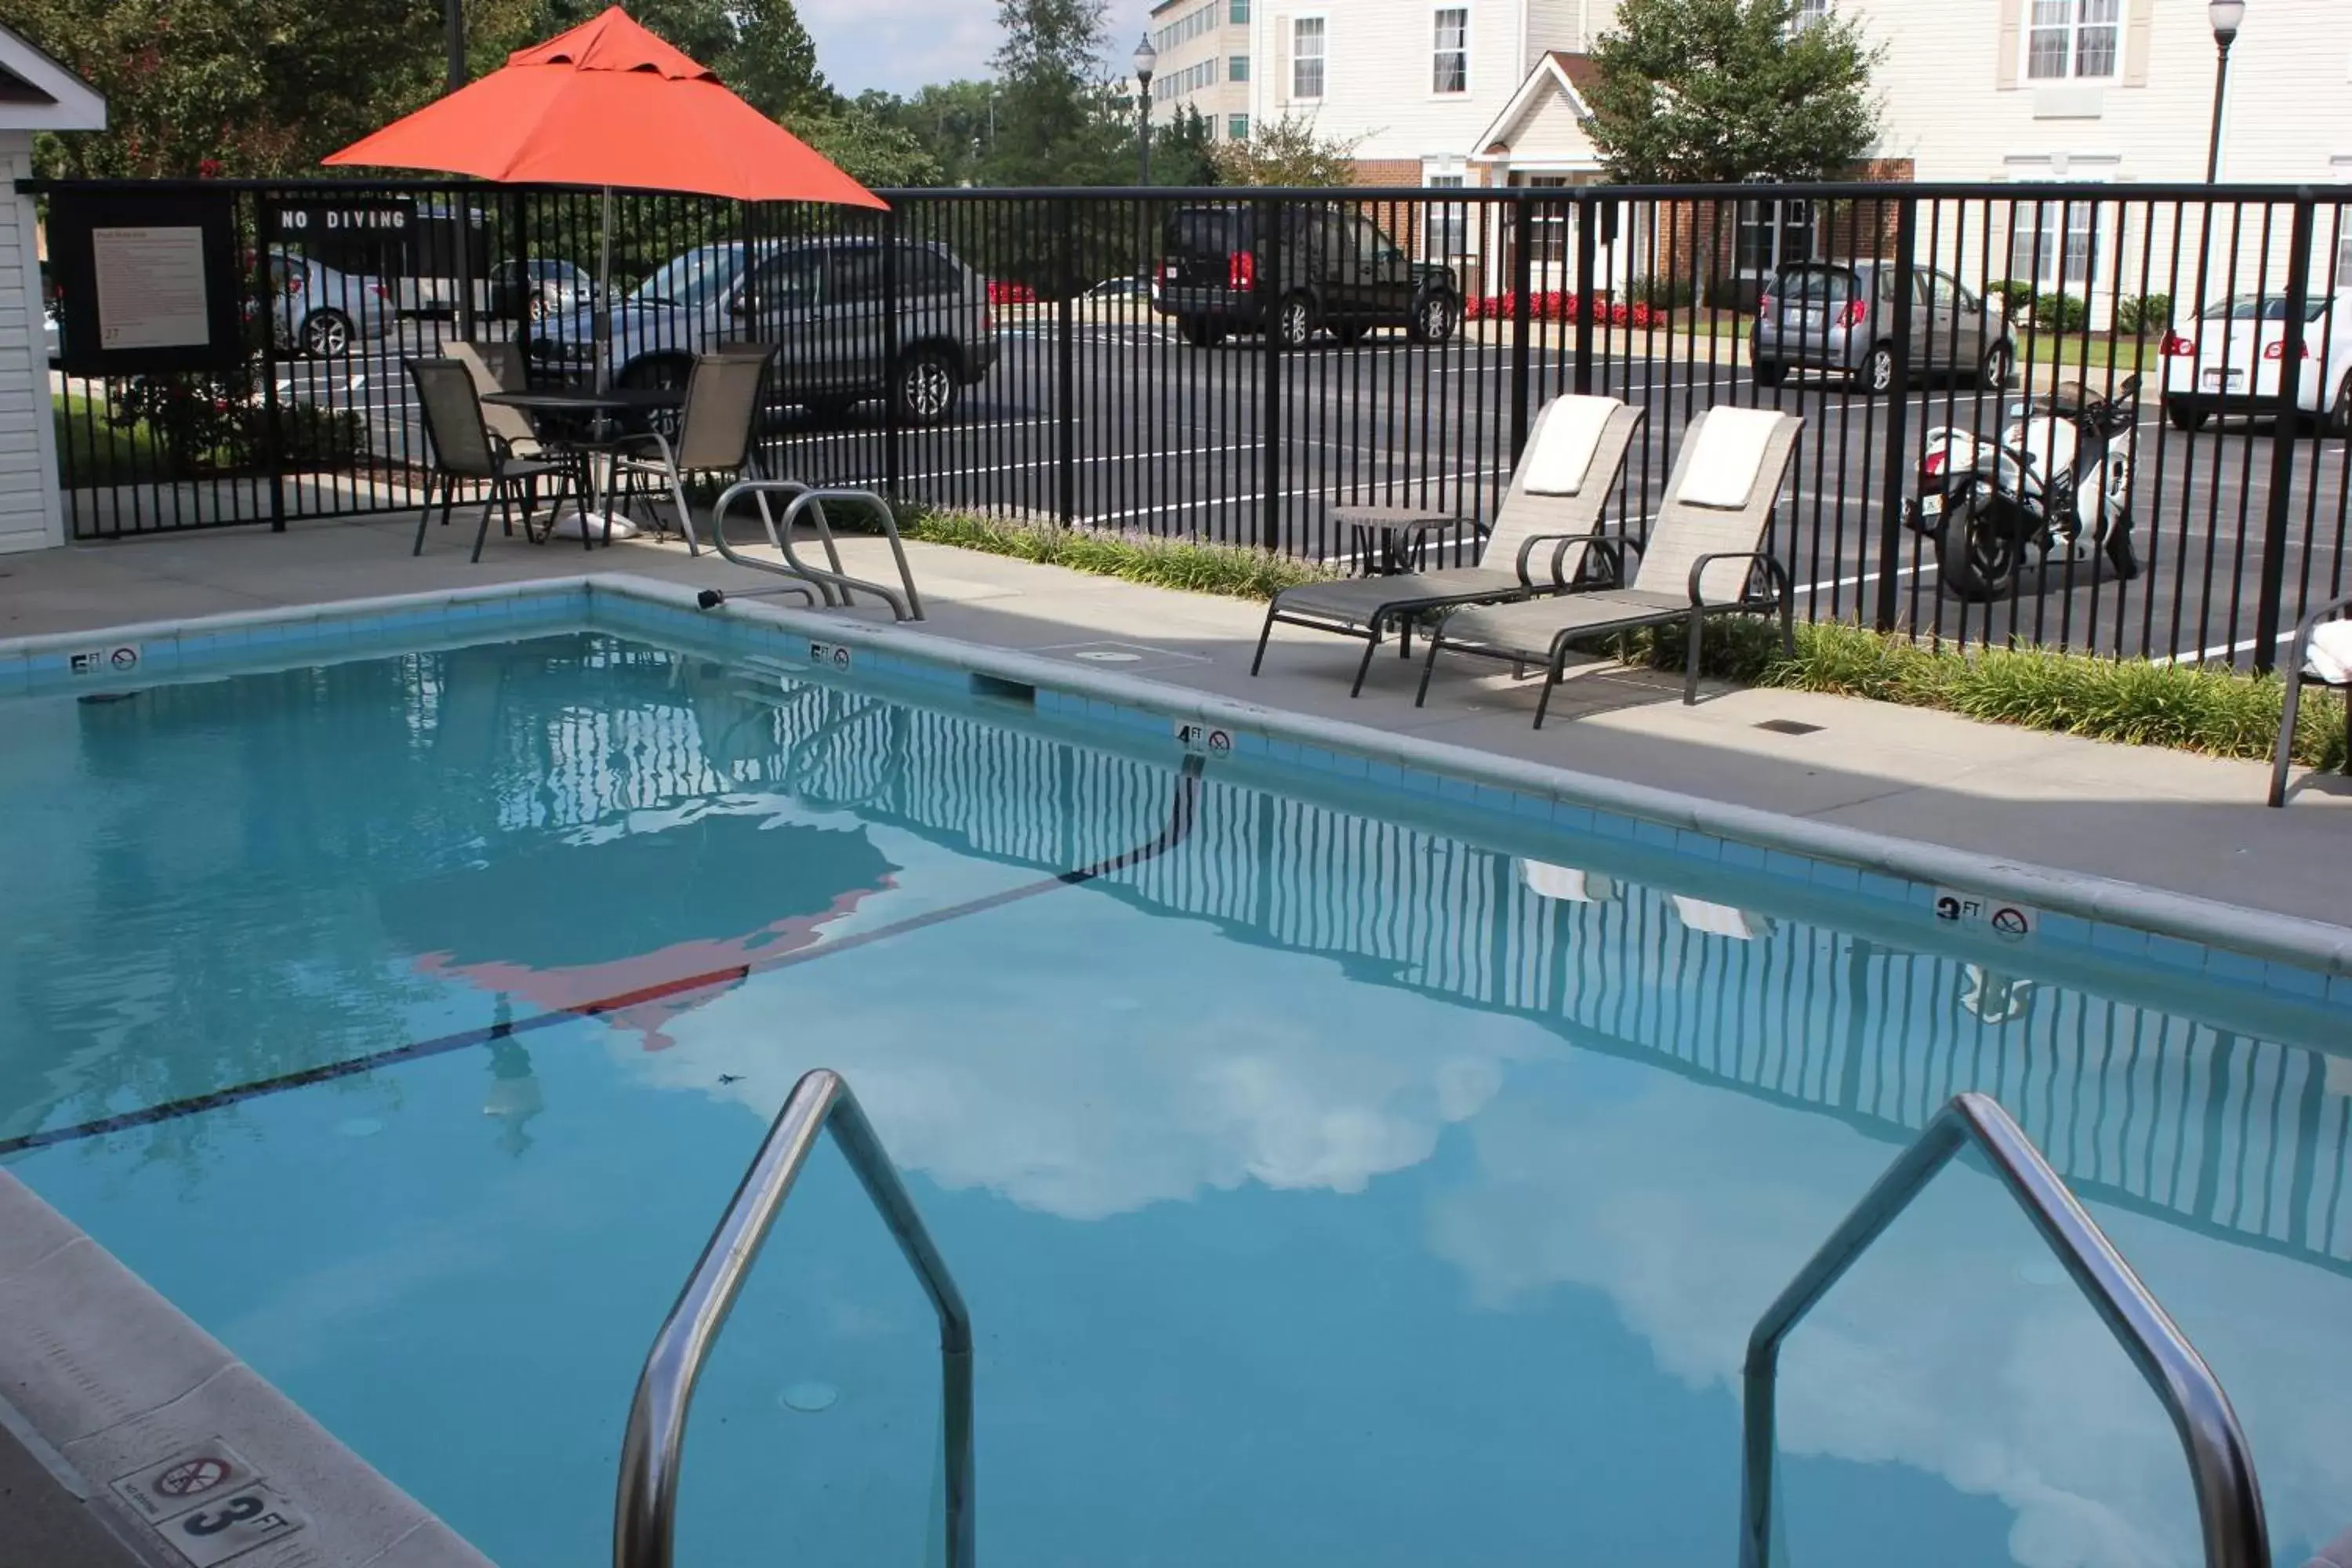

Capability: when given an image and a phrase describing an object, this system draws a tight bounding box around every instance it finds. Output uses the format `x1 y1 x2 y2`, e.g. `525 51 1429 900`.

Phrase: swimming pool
2 590 2348 1568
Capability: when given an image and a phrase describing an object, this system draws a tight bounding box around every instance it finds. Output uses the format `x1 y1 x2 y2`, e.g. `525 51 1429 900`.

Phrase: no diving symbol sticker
1936 888 2038 941
806 641 853 673
157 1457 230 1499
1174 722 1232 756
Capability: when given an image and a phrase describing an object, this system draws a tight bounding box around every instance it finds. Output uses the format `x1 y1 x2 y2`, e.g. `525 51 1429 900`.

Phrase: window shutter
2122 0 2154 85
1996 0 2021 89
1274 13 1291 105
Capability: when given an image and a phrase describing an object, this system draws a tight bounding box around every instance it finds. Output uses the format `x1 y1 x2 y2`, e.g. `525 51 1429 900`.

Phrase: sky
797 0 1162 97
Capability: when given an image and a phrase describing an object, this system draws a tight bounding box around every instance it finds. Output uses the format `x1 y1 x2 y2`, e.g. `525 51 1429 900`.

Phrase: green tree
793 101 947 189
1209 114 1363 187
988 0 1126 187
1583 0 1880 183
1152 106 1219 187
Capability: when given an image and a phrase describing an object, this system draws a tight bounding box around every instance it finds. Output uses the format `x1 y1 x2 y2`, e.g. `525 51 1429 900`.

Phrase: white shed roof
0 21 103 132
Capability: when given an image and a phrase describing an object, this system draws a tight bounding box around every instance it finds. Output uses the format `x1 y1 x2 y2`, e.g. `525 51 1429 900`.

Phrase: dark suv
1155 204 1461 350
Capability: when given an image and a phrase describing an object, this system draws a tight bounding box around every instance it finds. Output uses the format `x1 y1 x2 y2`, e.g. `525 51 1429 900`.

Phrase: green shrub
904 510 1332 600
2114 292 2172 336
1989 280 2038 318
2030 292 2090 334
1625 274 1697 311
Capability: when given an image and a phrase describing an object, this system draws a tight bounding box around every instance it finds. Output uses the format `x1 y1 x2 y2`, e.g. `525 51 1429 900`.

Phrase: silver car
1751 260 2015 394
267 248 395 358
531 237 1000 426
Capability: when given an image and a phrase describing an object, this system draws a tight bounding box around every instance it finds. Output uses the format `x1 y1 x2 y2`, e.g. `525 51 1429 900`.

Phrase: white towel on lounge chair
2304 620 2352 684
1521 395 1621 496
1678 405 1786 510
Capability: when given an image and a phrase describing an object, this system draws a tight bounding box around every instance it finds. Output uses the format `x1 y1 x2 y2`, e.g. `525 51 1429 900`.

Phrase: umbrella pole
595 183 614 392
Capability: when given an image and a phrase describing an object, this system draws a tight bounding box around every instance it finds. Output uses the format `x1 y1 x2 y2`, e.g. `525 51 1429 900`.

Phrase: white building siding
1252 0 1534 164
0 131 57 554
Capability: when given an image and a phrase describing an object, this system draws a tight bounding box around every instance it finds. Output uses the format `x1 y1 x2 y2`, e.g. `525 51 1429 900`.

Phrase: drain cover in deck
1754 719 1824 736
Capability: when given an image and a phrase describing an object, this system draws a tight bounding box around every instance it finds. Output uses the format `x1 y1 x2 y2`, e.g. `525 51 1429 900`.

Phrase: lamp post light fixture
2207 0 2245 183
1133 33 1159 186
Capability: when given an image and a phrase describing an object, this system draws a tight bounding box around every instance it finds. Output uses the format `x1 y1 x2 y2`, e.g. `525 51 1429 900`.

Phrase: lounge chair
2267 592 2352 806
1671 896 1773 940
1517 858 1617 904
1251 394 1646 697
1414 405 1805 725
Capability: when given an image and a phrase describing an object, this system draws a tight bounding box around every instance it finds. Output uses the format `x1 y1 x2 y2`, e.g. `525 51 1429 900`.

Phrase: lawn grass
904 509 2340 771
53 392 165 487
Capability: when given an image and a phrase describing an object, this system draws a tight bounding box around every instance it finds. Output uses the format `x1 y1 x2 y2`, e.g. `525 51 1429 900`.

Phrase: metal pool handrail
613 1069 974 1568
1740 1091 2266 1568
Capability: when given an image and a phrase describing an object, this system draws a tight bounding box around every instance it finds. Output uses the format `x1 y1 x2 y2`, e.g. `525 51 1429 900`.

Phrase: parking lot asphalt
247 315 2352 663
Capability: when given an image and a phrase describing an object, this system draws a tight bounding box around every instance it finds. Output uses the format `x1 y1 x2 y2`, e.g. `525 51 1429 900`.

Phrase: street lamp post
1133 34 1159 186
2207 0 2245 183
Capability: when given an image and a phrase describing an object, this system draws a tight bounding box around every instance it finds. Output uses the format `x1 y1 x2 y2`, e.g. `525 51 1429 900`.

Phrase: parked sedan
267 248 394 358
1751 260 2014 393
489 258 590 325
2159 291 2352 433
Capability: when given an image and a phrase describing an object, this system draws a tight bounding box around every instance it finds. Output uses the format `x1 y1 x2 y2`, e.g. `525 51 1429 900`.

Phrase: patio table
485 387 684 549
1332 504 1460 577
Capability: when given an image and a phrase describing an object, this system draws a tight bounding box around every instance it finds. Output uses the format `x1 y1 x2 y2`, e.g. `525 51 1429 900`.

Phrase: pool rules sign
47 190 246 376
111 1439 311 1566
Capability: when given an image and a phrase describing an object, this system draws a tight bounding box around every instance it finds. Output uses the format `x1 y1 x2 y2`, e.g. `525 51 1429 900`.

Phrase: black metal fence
33 176 2352 667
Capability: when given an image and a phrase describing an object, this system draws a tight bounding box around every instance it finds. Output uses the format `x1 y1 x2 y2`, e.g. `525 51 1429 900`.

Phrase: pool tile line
0 760 1203 1158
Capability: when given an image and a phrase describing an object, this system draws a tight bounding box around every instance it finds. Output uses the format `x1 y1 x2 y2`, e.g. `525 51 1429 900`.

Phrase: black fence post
1508 192 1534 465
255 191 287 533
1260 194 1283 554
1573 191 1599 397
2253 194 2318 672
1873 196 1918 633
881 202 903 504
1056 197 1076 530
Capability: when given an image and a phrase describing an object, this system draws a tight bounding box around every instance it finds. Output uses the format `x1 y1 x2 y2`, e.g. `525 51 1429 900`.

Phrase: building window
1791 0 1830 29
1425 172 1468 260
1735 198 1817 274
1154 58 1219 102
2009 199 2098 289
1154 1 1221 54
1230 54 1250 81
1231 0 1250 20
2336 218 2352 290
2027 0 2120 81
1229 113 1250 140
1293 16 1326 99
1433 8 1468 93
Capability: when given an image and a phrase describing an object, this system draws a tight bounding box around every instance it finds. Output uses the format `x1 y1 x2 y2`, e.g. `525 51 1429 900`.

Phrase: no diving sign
1174 721 1232 756
1936 888 2038 941
112 1439 310 1566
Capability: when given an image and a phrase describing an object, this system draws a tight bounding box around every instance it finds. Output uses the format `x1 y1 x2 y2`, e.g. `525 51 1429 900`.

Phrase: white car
267 248 395 358
2160 289 2352 434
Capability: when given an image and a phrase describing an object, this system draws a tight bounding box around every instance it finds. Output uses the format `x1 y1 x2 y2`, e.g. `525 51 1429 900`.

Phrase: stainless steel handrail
1740 1091 2267 1568
614 1069 974 1568
705 478 925 621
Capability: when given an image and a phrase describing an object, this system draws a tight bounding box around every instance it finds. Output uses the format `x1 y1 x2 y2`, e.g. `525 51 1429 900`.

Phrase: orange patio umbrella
324 5 885 384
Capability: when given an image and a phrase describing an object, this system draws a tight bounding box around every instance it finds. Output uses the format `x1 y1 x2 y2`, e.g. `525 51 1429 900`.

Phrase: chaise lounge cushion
1677 405 1786 510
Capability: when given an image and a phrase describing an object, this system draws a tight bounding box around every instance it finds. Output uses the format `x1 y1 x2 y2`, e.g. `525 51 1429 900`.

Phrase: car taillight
2263 339 2308 361
1228 250 1255 290
2161 330 2194 357
1922 448 1947 477
371 282 389 301
1838 298 1867 328
1758 293 1776 316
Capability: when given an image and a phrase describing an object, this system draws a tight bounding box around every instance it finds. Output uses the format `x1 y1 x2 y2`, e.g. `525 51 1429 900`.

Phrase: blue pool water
1 630 2348 1568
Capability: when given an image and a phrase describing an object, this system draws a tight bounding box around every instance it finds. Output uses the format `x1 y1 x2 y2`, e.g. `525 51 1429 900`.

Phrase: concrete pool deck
3 510 2350 931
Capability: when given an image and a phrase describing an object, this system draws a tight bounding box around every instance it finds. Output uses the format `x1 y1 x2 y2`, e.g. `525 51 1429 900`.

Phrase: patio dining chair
407 358 569 563
1414 405 1804 726
1252 393 1646 697
448 340 546 459
606 348 775 556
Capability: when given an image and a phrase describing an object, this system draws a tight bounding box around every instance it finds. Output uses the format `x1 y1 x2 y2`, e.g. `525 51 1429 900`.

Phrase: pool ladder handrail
613 1069 974 1568
1740 1091 2267 1568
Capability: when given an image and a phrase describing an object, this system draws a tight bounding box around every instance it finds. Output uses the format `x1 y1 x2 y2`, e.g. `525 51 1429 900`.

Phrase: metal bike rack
1740 1091 2267 1568
613 1069 973 1568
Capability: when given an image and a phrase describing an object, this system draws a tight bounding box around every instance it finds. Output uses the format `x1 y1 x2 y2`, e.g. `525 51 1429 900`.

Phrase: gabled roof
0 20 104 132
1473 50 1596 156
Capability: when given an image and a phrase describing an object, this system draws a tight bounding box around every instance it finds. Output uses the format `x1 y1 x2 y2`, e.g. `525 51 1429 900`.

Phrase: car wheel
299 309 353 358
1179 318 1225 348
1275 293 1316 350
1409 292 1458 345
528 292 550 324
1976 343 2014 391
1751 359 1788 390
895 347 960 427
2165 396 2209 434
1857 343 1898 396
2331 374 2352 438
